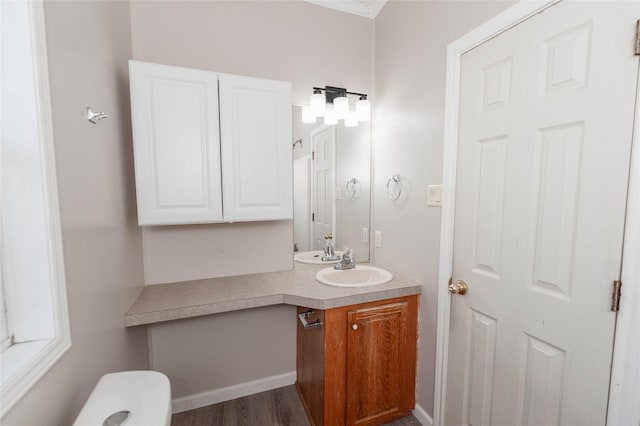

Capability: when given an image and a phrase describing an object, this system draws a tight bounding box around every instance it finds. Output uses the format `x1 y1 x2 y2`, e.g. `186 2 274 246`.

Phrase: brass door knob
448 279 468 295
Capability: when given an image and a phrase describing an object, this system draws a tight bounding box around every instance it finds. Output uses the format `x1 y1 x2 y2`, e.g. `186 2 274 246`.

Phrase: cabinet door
129 60 223 225
346 300 417 425
218 74 292 221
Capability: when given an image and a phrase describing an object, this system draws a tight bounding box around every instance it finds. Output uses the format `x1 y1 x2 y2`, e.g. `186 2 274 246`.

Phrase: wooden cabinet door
346 300 417 425
129 60 223 225
218 73 292 222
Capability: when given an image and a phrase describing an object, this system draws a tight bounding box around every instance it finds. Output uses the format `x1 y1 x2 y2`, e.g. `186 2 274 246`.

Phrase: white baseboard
172 371 297 414
413 403 434 426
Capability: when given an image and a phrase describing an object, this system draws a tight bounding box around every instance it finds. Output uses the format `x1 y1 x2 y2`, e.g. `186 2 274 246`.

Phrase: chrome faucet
322 234 340 261
334 248 355 270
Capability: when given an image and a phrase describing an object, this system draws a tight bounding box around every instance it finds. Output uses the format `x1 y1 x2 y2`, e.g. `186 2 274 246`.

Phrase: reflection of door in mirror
311 126 336 250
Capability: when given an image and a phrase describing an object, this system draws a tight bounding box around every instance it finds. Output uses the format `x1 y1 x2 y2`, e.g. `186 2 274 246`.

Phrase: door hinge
311 212 315 222
635 20 640 56
312 151 315 160
611 280 622 312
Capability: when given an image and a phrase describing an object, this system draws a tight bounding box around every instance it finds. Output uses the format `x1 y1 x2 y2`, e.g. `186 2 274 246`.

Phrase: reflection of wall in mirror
292 107 371 262
336 123 370 262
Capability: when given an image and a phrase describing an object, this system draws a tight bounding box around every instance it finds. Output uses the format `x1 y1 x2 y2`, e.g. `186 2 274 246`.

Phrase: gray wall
129 0 374 401
372 0 513 415
3 1 149 424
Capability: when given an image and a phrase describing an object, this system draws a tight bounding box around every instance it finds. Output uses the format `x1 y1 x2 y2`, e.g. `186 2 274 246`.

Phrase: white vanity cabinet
128 60 292 226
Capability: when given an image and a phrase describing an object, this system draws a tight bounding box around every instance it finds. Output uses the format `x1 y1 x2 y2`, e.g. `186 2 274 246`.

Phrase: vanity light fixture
333 94 349 120
345 111 358 127
301 105 316 124
356 96 371 122
324 110 338 125
309 89 326 117
305 86 370 127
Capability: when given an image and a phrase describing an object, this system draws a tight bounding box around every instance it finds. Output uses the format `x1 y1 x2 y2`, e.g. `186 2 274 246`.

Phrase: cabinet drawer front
129 61 223 225
218 74 292 222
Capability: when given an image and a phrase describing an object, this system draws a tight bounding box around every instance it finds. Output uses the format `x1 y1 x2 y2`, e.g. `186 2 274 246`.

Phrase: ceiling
303 0 388 19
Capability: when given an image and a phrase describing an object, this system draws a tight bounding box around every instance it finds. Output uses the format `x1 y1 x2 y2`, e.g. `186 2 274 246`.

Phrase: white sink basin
294 250 343 264
315 265 393 288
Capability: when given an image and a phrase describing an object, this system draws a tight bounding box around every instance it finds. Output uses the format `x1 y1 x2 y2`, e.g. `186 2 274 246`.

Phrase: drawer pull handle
352 324 358 330
298 311 322 330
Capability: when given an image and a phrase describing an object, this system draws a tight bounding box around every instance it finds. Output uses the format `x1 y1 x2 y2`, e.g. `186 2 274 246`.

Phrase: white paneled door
447 2 639 426
312 126 336 250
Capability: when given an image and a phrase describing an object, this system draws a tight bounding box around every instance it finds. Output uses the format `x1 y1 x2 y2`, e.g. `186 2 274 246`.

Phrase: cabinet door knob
352 324 358 330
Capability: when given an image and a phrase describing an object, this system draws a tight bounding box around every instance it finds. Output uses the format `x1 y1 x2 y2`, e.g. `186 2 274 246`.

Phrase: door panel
312 126 336 249
447 2 639 426
462 310 497 426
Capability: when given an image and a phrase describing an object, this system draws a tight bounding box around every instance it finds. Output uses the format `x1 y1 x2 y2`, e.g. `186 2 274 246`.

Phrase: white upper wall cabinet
129 61 292 225
219 74 292 221
129 61 223 225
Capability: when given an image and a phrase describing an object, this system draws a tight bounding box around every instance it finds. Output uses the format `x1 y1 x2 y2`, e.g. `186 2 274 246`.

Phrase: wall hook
293 139 302 149
87 107 109 124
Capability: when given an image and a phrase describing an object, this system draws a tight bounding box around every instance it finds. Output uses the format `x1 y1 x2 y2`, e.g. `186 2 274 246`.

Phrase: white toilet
73 370 171 426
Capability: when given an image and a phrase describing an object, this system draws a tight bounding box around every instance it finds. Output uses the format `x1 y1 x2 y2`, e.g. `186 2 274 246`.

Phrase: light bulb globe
356 98 371 122
333 96 349 120
301 106 316 124
324 110 338 125
310 91 326 117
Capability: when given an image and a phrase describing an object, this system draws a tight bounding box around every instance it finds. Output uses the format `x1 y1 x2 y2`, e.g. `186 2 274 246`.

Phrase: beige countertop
125 263 422 327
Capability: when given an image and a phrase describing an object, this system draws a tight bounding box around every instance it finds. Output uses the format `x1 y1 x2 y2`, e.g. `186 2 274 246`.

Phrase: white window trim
0 0 71 417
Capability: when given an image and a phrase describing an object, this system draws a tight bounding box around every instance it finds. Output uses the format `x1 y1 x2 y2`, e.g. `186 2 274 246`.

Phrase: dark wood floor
171 385 422 426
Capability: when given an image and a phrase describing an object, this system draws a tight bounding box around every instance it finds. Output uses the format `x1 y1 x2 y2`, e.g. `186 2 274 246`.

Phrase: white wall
129 0 373 402
3 1 149 424
372 0 513 416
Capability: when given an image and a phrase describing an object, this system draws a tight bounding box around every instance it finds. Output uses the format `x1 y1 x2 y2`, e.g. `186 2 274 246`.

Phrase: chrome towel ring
345 178 360 199
386 174 402 200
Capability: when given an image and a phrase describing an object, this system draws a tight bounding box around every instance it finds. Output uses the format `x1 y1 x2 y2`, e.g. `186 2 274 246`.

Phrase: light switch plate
375 231 382 248
427 185 443 207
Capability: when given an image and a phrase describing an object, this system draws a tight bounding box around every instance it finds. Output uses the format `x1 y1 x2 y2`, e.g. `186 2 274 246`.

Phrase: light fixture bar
312 86 368 101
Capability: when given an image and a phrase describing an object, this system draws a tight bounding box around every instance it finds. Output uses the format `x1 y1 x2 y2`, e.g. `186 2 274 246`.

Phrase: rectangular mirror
292 106 371 262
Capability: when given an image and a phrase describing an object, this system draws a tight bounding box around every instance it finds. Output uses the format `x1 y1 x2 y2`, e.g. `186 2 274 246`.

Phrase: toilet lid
73 371 171 426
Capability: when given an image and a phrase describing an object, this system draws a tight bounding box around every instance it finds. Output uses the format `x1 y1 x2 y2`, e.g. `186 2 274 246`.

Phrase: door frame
434 1 640 426
293 154 313 252
310 124 337 249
